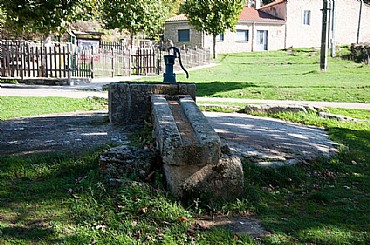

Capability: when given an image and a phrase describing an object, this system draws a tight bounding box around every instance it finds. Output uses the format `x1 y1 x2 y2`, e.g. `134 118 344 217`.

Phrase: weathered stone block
109 82 196 125
244 104 308 114
99 145 160 180
151 95 220 167
181 156 244 201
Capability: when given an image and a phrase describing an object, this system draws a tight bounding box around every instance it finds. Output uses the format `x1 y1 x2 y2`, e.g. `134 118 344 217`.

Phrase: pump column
163 55 176 83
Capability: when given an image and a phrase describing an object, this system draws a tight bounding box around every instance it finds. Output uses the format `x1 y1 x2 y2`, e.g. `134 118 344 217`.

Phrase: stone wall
164 21 203 49
109 82 196 125
351 42 370 64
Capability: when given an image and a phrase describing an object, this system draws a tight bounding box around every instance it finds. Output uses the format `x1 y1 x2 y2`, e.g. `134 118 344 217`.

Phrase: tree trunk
212 34 216 59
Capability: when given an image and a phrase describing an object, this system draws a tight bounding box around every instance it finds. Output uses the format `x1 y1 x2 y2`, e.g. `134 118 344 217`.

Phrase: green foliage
0 0 98 35
101 0 169 40
164 0 184 16
181 0 244 58
0 96 107 120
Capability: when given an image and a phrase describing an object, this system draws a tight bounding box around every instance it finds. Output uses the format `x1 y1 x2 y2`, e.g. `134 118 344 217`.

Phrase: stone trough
105 82 244 201
151 95 244 200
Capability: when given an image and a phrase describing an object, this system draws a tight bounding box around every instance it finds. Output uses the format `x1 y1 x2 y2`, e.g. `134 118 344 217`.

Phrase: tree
0 0 98 36
163 0 184 16
101 0 168 45
181 0 244 59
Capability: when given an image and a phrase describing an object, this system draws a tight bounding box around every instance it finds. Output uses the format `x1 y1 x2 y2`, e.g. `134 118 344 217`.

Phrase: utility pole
357 0 364 44
320 0 329 71
329 0 336 57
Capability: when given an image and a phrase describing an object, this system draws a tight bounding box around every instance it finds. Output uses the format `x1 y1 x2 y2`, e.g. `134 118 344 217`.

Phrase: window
178 29 190 42
236 30 249 42
216 33 224 41
303 10 311 25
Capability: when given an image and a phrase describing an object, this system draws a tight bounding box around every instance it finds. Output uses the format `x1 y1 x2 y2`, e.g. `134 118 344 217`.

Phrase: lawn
0 96 107 121
145 48 370 103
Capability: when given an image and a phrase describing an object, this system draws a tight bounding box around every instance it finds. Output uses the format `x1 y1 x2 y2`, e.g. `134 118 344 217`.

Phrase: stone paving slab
204 111 339 165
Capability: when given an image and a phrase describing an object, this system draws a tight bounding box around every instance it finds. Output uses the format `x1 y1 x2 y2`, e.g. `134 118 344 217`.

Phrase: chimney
255 0 261 9
246 0 261 9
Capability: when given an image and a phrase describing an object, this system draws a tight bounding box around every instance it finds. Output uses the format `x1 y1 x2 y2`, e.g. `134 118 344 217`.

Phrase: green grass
0 79 18 84
0 96 108 120
239 110 370 244
327 108 370 120
142 48 370 102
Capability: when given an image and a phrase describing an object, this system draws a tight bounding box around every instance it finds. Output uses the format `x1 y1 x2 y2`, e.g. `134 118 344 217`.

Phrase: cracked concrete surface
204 112 339 165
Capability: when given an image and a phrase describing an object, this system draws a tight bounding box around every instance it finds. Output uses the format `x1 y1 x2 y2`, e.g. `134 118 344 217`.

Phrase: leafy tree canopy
180 0 244 58
101 0 168 40
0 0 99 35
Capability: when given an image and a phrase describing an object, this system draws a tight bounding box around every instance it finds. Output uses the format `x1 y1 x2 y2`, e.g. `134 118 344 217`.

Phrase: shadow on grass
0 149 104 243
240 125 370 244
0 225 56 242
195 81 259 97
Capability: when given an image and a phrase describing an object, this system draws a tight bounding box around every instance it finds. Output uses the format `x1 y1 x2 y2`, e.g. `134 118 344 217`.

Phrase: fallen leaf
177 216 189 223
96 225 107 230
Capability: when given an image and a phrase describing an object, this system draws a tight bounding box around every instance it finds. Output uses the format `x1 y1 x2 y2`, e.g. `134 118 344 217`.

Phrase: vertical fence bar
90 46 94 78
111 48 114 77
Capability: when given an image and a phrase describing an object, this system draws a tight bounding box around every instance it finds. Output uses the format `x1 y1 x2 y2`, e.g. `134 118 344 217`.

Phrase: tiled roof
166 7 284 23
166 14 188 22
239 7 284 22
259 0 286 9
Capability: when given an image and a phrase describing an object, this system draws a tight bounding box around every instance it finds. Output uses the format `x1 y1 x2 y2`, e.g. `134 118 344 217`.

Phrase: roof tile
166 6 284 23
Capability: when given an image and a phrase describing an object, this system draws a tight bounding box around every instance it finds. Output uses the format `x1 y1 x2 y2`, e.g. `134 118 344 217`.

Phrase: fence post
20 44 25 81
129 49 132 76
111 48 114 77
67 45 73 85
90 46 94 79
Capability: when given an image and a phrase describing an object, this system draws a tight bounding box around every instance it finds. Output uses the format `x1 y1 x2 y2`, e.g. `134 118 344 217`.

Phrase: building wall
163 22 203 48
165 21 285 53
334 0 370 44
203 23 285 53
262 0 370 48
164 0 370 53
284 0 323 48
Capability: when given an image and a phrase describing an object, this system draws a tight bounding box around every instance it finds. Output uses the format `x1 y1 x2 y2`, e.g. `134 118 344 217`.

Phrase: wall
109 82 196 125
202 22 285 53
262 0 370 48
164 21 204 48
334 0 370 44
284 0 323 48
164 20 285 53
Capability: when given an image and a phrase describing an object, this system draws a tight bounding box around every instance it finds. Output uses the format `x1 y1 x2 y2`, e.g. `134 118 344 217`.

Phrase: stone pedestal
109 82 196 125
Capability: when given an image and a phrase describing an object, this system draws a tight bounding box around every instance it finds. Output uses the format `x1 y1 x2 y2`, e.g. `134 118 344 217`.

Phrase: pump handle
167 47 189 79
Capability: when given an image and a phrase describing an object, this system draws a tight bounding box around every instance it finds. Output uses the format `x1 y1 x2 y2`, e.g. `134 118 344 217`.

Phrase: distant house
164 0 370 53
